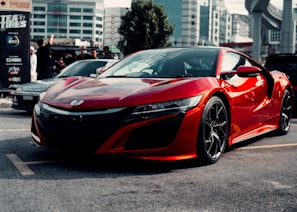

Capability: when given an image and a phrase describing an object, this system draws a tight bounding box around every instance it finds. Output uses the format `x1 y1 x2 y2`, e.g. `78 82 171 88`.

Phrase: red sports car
31 47 292 164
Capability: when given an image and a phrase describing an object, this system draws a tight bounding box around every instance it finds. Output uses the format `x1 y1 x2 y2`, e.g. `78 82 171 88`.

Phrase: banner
0 0 31 12
0 8 30 89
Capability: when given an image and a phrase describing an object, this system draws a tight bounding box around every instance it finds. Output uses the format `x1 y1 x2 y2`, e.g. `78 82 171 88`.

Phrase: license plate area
23 96 33 100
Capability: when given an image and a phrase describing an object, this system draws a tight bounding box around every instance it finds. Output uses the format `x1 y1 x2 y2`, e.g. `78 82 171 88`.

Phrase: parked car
31 47 292 164
11 59 117 113
264 53 297 115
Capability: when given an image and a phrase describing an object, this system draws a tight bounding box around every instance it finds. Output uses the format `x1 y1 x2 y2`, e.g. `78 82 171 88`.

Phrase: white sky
104 0 295 15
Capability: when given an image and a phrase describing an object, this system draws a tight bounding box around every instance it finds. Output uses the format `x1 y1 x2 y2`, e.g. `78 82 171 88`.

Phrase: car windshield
57 60 108 78
99 48 219 78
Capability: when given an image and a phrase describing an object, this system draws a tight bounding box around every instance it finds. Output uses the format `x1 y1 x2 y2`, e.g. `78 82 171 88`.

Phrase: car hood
43 76 218 110
15 78 61 93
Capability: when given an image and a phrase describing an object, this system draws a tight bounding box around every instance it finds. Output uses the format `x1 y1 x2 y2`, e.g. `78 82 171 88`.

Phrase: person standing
75 45 92 60
100 46 114 59
29 46 37 82
52 56 66 76
36 34 54 80
90 49 98 59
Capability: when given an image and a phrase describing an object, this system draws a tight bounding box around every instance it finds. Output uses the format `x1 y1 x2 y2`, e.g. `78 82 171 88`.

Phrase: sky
104 0 292 15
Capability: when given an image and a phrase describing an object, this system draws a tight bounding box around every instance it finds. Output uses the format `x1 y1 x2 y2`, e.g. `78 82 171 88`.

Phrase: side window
221 52 253 73
221 52 241 73
220 52 254 80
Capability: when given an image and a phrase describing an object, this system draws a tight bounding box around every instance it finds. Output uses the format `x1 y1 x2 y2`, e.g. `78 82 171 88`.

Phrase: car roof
266 53 297 58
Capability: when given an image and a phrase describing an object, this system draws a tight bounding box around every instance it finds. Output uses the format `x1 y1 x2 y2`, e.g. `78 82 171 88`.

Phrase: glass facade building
31 0 104 48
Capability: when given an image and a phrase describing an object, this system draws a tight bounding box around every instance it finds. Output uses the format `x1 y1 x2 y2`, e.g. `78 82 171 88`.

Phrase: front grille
36 104 185 153
37 105 129 153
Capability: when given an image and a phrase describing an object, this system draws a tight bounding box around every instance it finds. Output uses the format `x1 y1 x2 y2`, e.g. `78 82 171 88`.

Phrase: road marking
236 143 297 150
0 129 30 132
6 154 56 176
6 154 35 176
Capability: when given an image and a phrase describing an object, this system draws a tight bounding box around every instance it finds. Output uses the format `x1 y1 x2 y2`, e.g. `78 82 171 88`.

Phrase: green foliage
117 0 174 56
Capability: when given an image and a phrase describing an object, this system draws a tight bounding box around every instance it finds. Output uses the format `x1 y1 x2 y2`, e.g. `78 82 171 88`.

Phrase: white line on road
0 129 30 132
6 154 35 176
236 143 297 150
6 154 56 176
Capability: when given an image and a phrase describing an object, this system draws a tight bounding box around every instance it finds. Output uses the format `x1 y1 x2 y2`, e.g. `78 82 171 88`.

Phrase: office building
30 0 104 48
103 7 128 53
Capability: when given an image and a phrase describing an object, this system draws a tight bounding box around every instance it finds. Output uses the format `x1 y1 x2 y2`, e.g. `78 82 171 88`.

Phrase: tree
118 0 174 56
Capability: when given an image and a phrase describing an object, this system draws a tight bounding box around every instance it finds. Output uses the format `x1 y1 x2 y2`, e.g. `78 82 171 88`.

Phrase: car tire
197 96 229 164
276 89 292 135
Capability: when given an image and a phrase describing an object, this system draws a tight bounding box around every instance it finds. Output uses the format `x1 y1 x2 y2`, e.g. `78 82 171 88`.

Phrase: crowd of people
30 34 115 81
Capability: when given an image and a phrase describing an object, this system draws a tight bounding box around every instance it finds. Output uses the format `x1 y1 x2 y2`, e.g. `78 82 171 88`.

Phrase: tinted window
100 48 219 78
57 61 107 77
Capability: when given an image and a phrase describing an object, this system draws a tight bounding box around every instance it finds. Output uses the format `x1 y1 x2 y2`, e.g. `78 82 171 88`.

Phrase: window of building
46 29 67 34
34 14 45 19
96 17 103 21
83 23 93 27
70 16 81 20
96 24 102 28
47 15 67 27
47 29 58 33
33 21 45 26
83 8 93 13
70 8 81 12
83 16 93 20
70 22 81 27
33 7 45 11
83 30 92 34
34 28 45 33
48 3 67 12
70 29 81 34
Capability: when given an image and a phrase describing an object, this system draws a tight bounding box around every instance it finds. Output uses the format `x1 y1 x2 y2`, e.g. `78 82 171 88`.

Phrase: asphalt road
0 108 297 212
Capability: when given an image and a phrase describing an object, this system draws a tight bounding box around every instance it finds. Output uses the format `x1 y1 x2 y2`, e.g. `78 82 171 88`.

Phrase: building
210 0 232 45
103 7 128 53
30 0 104 48
151 0 235 47
151 0 201 47
231 13 251 39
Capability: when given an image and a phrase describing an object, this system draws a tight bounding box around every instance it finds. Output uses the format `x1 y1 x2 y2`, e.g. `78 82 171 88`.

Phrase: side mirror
237 66 261 77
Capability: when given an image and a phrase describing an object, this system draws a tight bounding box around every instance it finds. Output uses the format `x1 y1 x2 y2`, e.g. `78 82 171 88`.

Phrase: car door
219 52 270 138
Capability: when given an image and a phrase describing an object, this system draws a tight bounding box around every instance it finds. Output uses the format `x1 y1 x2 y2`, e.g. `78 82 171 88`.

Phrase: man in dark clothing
37 34 54 80
75 45 92 60
100 46 114 59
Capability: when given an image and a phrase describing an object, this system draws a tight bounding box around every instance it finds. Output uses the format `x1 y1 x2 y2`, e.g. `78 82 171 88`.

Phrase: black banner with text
0 11 30 90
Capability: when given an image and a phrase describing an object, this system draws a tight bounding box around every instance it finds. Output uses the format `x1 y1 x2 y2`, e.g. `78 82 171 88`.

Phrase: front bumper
31 102 199 159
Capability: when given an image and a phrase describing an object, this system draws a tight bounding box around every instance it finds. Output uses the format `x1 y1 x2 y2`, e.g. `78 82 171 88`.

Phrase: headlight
132 95 202 115
35 91 47 116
